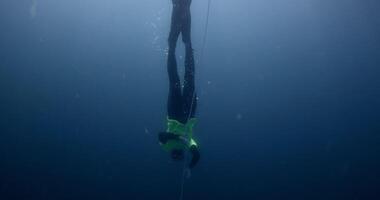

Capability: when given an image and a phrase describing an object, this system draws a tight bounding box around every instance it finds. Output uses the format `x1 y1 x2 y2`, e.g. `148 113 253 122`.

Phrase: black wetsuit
160 0 200 169
167 0 196 123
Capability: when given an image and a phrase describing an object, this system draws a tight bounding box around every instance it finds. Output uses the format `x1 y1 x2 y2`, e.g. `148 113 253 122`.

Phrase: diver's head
171 149 184 161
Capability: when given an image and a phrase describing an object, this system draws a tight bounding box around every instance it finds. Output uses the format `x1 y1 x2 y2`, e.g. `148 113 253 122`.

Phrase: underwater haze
1 0 380 199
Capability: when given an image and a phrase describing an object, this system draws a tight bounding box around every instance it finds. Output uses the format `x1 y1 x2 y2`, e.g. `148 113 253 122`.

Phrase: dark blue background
1 0 379 199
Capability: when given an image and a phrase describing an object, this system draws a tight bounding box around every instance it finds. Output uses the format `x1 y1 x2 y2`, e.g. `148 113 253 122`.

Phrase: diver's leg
168 6 182 52
181 9 192 51
182 11 197 119
182 45 197 119
167 47 183 120
167 7 183 120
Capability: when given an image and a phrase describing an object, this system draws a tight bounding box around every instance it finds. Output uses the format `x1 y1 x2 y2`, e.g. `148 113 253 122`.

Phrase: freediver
158 0 200 169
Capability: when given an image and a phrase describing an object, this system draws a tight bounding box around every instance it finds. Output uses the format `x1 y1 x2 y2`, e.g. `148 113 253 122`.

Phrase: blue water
1 0 380 199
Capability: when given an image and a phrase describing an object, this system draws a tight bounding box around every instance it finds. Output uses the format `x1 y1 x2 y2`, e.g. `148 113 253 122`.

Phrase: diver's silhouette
159 0 200 169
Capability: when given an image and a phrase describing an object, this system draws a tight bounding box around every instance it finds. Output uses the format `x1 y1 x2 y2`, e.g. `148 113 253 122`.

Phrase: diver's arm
189 145 200 169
